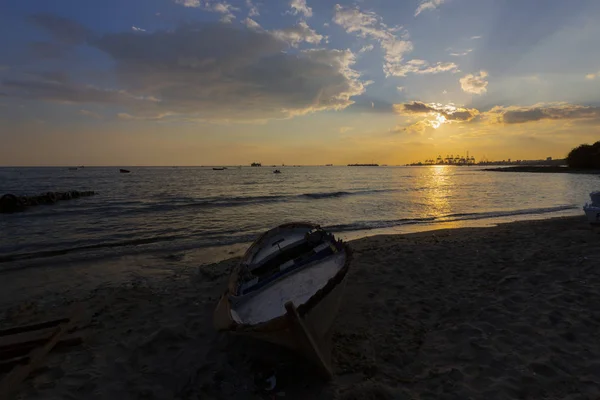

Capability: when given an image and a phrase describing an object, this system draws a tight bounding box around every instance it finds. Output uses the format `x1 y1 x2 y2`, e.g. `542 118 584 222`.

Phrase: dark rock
0 194 25 213
0 190 96 213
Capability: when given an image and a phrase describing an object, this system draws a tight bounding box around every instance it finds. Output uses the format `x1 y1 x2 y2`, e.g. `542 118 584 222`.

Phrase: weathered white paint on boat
233 252 346 325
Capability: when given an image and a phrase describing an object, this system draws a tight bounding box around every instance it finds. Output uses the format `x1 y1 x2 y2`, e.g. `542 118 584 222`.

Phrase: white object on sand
584 191 600 224
584 204 600 224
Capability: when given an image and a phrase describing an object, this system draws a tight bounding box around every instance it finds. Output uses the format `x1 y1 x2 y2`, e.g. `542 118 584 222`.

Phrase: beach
1 215 598 399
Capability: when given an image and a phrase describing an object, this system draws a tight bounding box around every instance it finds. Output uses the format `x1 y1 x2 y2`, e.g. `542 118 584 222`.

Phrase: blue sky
1 0 600 165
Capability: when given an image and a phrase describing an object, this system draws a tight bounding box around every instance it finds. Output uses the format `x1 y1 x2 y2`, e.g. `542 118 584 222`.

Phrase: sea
0 166 597 271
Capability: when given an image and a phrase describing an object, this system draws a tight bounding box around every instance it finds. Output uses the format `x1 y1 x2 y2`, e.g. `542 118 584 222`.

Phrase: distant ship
347 163 379 167
251 162 262 167
325 164 333 166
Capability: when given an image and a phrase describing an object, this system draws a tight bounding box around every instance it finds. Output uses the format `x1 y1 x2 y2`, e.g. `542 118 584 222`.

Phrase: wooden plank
0 305 83 400
0 328 56 353
0 334 83 361
0 318 69 337
0 357 29 374
284 301 333 380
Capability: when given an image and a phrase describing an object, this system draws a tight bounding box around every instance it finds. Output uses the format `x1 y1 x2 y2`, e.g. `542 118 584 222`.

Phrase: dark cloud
29 13 91 45
395 101 479 122
10 20 366 121
488 104 600 124
28 42 69 59
36 71 70 84
2 79 140 105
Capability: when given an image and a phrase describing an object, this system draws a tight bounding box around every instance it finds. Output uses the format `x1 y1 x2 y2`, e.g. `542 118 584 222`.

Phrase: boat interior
230 226 346 325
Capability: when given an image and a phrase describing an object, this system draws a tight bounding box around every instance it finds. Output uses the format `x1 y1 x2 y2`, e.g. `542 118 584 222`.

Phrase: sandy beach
2 216 600 399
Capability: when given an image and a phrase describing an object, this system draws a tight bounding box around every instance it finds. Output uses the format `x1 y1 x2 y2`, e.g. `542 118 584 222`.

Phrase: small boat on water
119 169 130 173
273 169 281 174
584 191 600 225
214 222 351 378
213 167 226 171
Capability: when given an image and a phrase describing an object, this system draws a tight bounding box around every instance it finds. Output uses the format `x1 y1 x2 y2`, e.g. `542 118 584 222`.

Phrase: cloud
459 71 488 94
80 109 102 119
397 86 405 92
246 0 259 16
393 101 479 133
358 44 374 53
449 49 472 56
339 126 353 133
29 13 91 45
6 22 366 122
243 18 261 29
585 72 599 80
392 101 600 132
289 0 313 18
272 21 324 46
332 4 413 77
173 0 239 23
2 78 144 105
132 26 146 32
485 103 600 124
470 35 482 40
415 0 446 17
387 59 458 77
395 101 479 121
28 42 69 59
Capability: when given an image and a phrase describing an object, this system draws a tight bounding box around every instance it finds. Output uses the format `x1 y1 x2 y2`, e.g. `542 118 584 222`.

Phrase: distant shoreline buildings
407 154 564 167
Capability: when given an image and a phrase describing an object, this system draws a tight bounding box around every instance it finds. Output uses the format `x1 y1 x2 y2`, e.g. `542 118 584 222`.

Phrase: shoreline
1 206 581 273
2 215 600 398
484 166 600 174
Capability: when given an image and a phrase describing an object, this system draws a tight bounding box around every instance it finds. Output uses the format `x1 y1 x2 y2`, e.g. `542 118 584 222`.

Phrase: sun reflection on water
419 165 454 218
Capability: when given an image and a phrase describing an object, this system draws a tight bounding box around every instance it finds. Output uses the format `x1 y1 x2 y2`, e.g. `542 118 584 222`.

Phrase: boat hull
213 222 351 377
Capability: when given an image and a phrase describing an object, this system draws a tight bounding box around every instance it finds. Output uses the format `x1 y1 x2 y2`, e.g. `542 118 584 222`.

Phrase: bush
566 141 600 169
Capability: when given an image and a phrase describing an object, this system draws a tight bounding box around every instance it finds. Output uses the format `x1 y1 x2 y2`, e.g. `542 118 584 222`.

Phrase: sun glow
431 113 447 128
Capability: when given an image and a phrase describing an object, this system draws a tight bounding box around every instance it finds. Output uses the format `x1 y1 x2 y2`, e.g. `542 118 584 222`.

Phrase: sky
1 0 600 166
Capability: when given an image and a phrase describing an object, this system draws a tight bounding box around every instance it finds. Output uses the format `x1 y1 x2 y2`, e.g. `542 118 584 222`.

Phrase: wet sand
2 216 600 399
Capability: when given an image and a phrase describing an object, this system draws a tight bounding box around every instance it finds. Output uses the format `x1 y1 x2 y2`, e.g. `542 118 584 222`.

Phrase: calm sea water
0 166 596 270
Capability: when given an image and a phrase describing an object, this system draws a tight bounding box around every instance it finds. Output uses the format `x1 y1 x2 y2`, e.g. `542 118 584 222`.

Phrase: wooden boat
213 167 226 170
119 169 130 173
214 222 351 378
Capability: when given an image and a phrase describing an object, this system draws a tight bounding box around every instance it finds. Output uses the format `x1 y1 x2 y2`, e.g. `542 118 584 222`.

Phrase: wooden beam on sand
0 305 84 400
0 334 84 361
0 318 69 338
284 301 333 380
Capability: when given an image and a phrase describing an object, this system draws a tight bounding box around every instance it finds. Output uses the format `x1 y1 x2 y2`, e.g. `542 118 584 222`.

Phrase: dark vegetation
486 141 600 174
566 141 600 169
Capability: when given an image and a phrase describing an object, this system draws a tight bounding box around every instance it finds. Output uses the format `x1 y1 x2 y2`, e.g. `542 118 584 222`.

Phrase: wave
325 205 577 232
1 205 577 268
5 189 399 219
0 228 258 267
300 188 396 199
